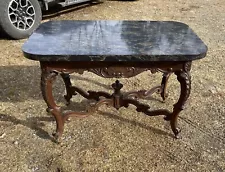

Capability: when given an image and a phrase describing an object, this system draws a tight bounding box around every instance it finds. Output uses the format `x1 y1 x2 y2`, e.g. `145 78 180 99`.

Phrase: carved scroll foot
161 73 171 102
169 108 182 139
172 127 181 139
51 109 64 143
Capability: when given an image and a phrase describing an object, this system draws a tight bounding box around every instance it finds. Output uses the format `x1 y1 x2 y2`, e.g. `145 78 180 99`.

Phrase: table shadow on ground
0 97 172 142
0 65 111 102
0 113 55 141
98 110 173 137
0 65 172 141
65 99 173 138
0 65 162 103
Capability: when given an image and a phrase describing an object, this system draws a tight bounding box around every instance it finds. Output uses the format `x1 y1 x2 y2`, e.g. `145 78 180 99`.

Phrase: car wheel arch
38 0 49 10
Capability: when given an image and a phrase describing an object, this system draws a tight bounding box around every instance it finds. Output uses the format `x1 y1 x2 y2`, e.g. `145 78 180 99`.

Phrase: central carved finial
111 80 123 109
112 80 123 94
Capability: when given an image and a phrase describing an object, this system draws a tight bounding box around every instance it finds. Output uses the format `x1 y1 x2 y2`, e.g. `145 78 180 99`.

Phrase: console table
22 20 207 141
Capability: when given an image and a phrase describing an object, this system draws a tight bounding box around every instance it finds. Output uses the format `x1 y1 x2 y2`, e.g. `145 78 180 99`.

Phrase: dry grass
0 0 224 171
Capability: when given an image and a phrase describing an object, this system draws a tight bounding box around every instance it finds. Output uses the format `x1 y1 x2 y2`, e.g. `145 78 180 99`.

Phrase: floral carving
88 67 162 78
184 62 192 72
88 67 148 78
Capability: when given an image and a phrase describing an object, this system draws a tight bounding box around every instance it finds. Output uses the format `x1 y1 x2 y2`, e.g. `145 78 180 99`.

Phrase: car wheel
0 0 42 39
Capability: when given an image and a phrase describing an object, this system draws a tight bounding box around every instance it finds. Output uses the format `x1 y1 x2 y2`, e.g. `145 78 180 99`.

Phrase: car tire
0 0 42 39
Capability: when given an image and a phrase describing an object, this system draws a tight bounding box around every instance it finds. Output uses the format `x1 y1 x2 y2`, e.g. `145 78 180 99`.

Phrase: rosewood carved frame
40 61 191 142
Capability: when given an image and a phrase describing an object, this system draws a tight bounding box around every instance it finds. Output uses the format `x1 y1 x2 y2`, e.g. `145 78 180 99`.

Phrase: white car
0 0 104 39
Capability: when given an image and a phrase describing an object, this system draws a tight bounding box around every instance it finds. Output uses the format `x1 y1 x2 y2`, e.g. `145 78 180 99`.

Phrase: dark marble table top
22 20 207 62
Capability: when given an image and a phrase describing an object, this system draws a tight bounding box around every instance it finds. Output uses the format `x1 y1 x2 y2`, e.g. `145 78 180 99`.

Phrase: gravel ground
0 0 224 171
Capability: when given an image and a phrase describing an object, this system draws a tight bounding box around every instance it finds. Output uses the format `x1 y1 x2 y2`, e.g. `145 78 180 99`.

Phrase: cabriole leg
61 73 75 105
41 66 65 142
161 72 171 102
169 63 191 138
